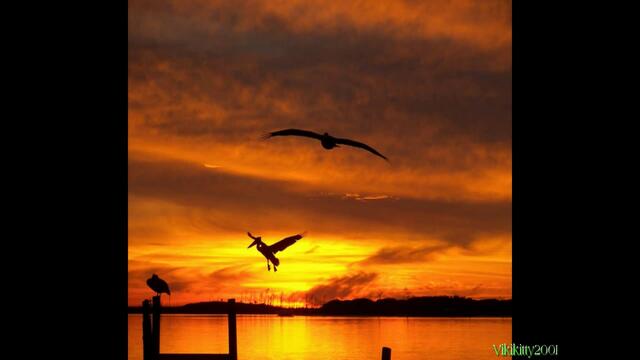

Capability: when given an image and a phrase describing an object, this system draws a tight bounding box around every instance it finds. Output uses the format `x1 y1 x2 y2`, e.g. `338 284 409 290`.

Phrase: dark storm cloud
128 0 511 163
128 155 511 245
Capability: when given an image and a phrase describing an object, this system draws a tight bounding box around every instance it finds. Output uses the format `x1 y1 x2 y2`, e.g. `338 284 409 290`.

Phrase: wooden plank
158 354 229 360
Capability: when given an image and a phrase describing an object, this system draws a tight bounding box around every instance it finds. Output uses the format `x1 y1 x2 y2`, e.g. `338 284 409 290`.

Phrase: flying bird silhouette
146 274 171 296
247 231 304 272
265 129 389 161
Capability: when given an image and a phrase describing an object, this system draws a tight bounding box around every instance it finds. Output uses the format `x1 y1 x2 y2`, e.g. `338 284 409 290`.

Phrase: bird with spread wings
264 129 389 161
247 231 305 272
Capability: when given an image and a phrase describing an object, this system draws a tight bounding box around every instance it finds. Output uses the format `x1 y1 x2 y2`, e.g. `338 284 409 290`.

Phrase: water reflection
129 315 511 360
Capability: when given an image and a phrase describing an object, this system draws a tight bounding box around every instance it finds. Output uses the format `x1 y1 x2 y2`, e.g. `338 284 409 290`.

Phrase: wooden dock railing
142 297 238 360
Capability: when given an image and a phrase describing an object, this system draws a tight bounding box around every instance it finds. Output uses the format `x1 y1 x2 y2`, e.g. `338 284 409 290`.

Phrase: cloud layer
128 0 512 305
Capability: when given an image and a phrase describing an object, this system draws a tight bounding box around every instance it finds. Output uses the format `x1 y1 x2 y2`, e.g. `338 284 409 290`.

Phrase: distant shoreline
128 296 511 317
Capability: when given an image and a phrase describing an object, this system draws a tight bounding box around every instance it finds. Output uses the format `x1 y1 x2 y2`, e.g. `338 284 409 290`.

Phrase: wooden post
228 299 237 360
143 300 152 360
152 296 162 359
381 346 392 360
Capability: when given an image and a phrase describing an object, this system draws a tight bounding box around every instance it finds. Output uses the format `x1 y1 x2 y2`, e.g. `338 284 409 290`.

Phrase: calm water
129 314 511 360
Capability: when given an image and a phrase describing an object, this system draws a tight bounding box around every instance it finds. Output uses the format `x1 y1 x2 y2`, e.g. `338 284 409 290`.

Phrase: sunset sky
128 0 512 307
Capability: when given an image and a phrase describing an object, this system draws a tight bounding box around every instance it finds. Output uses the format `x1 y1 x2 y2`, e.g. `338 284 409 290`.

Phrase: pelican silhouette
146 274 171 297
265 129 389 161
247 232 304 272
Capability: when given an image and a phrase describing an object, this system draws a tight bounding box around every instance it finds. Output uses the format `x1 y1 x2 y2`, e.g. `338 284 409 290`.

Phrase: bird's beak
248 240 258 248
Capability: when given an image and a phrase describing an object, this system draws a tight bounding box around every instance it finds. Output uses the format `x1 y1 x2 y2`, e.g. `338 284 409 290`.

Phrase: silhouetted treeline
319 296 511 316
128 296 511 317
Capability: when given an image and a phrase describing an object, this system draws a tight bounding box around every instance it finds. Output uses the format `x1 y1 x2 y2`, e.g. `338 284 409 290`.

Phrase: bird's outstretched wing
334 137 389 161
269 233 304 253
265 129 323 140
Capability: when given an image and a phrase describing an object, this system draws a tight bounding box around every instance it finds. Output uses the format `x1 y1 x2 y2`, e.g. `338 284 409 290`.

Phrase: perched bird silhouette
265 129 389 161
146 274 171 296
247 231 304 272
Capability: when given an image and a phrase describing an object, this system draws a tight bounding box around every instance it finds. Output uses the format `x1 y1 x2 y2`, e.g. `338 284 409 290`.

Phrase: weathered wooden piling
382 346 392 360
228 299 237 360
142 300 152 360
152 296 162 358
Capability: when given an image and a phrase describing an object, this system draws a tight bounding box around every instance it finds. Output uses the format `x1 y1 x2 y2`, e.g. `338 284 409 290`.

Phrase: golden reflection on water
129 315 511 360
